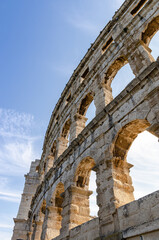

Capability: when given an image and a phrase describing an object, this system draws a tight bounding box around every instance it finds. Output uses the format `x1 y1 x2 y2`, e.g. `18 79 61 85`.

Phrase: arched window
112 119 159 207
85 100 96 125
78 93 94 116
142 16 159 60
61 119 71 147
31 200 46 240
103 57 135 99
42 183 64 239
111 63 135 98
72 157 98 226
78 92 96 126
127 131 159 199
149 31 159 60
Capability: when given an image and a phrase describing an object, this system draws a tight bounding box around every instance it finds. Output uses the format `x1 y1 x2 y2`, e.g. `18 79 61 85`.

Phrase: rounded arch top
113 119 150 161
61 119 71 139
78 93 94 116
142 16 159 45
102 56 128 89
74 156 95 189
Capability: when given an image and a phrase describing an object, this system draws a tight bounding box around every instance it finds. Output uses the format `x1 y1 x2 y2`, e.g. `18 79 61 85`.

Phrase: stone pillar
96 157 134 237
45 155 54 172
128 40 154 76
12 160 41 240
69 113 88 142
11 218 28 240
94 84 113 115
56 137 69 158
60 185 92 238
41 206 62 240
31 221 43 240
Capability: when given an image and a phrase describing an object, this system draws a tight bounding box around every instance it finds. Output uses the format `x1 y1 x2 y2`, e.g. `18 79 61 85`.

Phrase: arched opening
142 16 159 46
149 31 159 60
43 183 64 239
70 93 96 141
70 157 98 227
61 119 71 142
112 119 158 208
44 141 57 174
48 140 57 169
31 200 46 240
85 100 96 125
142 16 159 60
111 64 135 98
127 131 159 200
78 93 94 116
78 92 96 126
57 119 71 157
103 57 135 98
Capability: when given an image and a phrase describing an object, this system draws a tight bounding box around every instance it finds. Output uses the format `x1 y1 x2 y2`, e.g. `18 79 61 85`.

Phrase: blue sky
0 1 158 239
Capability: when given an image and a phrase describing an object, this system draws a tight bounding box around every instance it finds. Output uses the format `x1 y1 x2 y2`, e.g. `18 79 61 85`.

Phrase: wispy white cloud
0 191 20 203
0 223 13 229
0 108 40 176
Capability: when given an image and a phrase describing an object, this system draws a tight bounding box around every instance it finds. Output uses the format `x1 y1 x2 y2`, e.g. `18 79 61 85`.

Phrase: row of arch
41 15 159 176
30 113 159 240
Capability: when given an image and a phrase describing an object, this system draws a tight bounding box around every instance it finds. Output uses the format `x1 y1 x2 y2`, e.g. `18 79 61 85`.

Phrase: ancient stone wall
12 0 159 239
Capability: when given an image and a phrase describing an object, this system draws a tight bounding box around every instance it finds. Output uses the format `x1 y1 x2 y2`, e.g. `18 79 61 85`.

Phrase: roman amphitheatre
12 0 159 239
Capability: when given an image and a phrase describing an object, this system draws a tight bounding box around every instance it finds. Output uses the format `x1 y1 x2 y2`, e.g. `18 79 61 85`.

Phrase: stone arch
61 119 71 139
69 93 95 142
107 119 151 208
40 183 65 240
43 182 64 239
31 199 46 240
56 119 71 157
142 16 159 45
46 140 57 171
75 156 96 189
78 92 94 116
113 119 150 161
102 56 128 91
50 140 57 157
64 157 97 226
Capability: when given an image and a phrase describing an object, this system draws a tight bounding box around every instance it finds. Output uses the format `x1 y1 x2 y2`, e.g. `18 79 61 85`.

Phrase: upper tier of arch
41 0 158 171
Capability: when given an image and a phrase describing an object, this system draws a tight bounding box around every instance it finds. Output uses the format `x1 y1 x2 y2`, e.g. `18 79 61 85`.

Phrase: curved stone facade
12 0 159 239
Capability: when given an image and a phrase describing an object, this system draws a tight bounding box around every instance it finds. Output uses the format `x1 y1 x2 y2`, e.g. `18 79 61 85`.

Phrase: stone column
41 206 62 240
96 157 134 237
94 84 113 115
69 113 88 142
128 40 154 76
60 185 93 238
45 155 54 172
31 221 43 240
56 137 69 158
